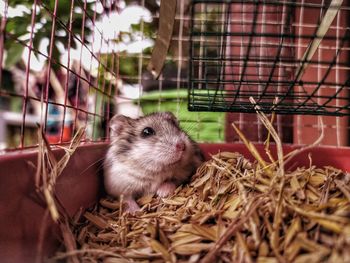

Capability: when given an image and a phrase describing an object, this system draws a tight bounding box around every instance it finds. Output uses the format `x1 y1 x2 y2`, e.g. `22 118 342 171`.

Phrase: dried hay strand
36 126 85 263
36 125 85 222
53 103 350 262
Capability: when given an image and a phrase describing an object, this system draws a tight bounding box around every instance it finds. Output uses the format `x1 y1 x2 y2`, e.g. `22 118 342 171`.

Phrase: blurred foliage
111 20 155 81
117 48 152 82
130 22 156 39
5 0 98 70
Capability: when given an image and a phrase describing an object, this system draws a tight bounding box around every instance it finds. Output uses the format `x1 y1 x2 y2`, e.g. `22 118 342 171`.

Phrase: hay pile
52 102 350 263
53 152 350 263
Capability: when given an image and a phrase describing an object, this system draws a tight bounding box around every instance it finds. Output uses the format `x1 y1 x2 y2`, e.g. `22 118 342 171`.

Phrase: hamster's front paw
124 198 140 214
157 182 176 198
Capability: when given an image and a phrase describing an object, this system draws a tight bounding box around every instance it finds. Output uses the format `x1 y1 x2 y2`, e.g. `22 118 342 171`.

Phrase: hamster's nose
176 142 186 152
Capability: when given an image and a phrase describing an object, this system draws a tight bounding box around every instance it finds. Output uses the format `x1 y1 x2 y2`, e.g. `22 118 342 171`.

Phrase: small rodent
103 111 204 212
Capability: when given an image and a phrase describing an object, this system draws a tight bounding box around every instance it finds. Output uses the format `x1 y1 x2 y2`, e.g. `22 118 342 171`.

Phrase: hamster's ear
109 115 132 136
161 111 179 126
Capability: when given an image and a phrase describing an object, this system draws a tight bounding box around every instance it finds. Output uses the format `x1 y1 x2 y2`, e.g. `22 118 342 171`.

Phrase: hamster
103 111 204 212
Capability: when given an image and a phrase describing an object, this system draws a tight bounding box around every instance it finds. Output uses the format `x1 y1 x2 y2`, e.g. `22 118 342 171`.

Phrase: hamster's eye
141 127 155 137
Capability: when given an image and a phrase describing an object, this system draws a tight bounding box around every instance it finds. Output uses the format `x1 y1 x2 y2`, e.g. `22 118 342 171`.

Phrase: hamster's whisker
78 157 106 176
181 123 199 135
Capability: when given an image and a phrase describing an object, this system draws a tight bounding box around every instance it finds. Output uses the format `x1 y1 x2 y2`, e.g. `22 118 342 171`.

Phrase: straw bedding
52 149 350 263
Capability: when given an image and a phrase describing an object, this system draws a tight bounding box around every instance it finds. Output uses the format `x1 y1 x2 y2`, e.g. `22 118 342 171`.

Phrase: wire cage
0 0 227 151
189 0 350 116
0 0 117 150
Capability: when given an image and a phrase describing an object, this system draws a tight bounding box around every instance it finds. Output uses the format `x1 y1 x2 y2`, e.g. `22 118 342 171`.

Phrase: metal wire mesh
189 0 350 116
2 0 349 150
0 0 118 150
0 0 225 150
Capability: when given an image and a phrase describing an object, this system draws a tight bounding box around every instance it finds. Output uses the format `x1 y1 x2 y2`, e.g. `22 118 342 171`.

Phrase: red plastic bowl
0 143 349 263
